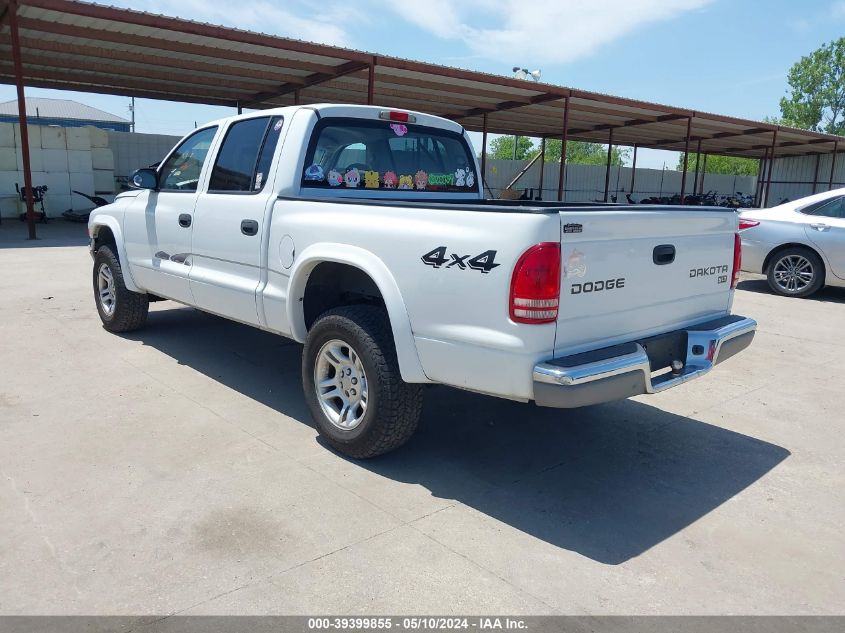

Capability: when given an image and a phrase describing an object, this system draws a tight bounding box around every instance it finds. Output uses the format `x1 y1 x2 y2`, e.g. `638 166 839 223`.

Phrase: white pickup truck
89 104 756 458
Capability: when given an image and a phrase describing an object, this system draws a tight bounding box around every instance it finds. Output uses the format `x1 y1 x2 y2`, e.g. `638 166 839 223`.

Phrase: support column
293 89 300 105
537 137 546 200
680 117 692 202
764 129 778 206
698 153 708 195
557 96 569 201
9 1 36 239
480 113 488 194
629 144 638 195
367 62 375 105
811 153 821 194
829 141 839 191
236 100 242 114
693 139 702 196
755 149 768 205
604 127 613 202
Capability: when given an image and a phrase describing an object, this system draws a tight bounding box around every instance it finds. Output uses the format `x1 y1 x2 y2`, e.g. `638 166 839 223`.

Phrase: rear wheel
302 305 423 459
93 245 149 332
766 246 824 298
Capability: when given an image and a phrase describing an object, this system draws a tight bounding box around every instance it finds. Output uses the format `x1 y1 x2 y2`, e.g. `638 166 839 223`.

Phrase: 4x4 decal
421 246 500 273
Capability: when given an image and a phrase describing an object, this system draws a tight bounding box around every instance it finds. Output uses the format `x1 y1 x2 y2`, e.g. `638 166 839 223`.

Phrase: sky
1 0 844 168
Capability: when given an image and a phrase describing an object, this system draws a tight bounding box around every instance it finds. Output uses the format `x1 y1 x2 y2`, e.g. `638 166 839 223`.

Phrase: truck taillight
510 242 561 324
738 219 760 230
731 233 741 289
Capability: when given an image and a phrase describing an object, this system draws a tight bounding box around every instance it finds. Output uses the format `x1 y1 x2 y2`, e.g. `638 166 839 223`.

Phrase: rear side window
800 196 845 219
209 116 283 193
301 118 477 192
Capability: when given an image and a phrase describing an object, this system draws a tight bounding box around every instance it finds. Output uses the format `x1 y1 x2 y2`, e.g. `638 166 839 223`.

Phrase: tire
93 245 149 332
766 246 825 298
302 305 423 459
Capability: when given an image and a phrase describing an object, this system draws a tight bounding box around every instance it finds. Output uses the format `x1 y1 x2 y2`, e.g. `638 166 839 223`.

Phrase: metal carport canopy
2 0 844 161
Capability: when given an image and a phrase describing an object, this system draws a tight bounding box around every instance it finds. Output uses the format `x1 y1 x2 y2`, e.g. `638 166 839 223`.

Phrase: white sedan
740 188 845 297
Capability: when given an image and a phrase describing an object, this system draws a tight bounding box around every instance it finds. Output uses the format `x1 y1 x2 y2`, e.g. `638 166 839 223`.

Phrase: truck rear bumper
532 315 756 408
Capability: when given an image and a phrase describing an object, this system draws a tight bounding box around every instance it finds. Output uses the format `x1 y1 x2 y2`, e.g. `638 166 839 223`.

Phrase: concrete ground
0 220 843 616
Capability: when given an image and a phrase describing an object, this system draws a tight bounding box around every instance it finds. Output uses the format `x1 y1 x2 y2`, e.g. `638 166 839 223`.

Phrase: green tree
488 135 536 160
676 153 759 177
487 136 628 166
532 139 629 166
779 38 845 135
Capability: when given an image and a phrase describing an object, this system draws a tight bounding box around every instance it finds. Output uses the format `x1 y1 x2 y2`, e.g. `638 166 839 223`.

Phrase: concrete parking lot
1 220 843 616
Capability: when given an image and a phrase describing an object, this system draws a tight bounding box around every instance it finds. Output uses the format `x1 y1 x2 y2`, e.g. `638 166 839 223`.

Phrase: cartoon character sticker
304 164 324 181
466 171 475 188
364 170 380 188
414 170 428 190
454 168 467 187
344 168 360 188
398 175 413 190
273 119 283 131
327 170 343 187
383 171 398 189
390 123 408 137
427 173 455 186
564 249 587 278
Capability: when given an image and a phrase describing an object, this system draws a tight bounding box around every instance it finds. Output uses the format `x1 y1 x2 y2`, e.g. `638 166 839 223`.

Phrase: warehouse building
0 97 130 131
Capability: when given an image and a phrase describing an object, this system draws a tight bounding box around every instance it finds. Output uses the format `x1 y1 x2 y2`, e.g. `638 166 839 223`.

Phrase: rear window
301 118 477 193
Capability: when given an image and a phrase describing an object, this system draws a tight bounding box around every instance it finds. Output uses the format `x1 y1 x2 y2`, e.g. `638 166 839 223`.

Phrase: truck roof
203 103 465 135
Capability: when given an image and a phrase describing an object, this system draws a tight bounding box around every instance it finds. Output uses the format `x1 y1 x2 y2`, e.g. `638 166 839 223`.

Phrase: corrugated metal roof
0 0 842 161
0 96 129 122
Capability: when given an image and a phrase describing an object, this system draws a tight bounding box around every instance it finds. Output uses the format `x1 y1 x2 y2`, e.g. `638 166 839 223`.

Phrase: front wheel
93 245 149 332
766 246 824 298
302 305 423 459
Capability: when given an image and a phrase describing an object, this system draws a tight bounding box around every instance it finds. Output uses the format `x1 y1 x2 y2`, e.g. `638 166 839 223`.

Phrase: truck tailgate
555 208 736 355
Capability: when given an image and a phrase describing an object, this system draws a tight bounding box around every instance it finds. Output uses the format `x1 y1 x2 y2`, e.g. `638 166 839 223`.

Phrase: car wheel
93 245 149 332
766 246 824 298
302 305 423 459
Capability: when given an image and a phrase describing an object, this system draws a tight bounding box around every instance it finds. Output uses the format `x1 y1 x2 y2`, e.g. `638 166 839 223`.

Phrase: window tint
301 119 477 192
253 117 284 192
209 117 282 192
801 196 845 219
159 127 217 191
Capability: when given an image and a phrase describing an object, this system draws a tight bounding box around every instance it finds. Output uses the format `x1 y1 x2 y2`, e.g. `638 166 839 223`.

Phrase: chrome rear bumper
533 315 756 408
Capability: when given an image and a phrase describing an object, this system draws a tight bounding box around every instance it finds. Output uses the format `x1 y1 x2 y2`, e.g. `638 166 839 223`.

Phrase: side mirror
129 168 158 190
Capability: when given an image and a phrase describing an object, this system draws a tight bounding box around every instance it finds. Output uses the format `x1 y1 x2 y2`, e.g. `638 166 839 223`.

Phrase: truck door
123 126 218 304
189 115 284 326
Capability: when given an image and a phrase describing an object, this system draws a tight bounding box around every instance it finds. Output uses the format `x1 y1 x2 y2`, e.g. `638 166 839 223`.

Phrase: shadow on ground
736 278 845 304
127 306 790 565
0 218 90 248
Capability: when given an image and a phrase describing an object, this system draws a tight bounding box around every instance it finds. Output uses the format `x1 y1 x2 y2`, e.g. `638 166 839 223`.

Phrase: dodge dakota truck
88 104 756 458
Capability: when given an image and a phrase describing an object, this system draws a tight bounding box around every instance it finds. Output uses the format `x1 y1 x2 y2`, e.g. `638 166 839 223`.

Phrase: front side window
301 118 478 193
209 116 284 193
800 196 845 219
159 126 218 192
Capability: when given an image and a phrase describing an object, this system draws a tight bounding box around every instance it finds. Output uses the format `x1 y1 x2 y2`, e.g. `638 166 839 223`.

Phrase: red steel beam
0 33 306 85
21 0 373 63
8 1 36 239
604 127 614 202
680 117 692 202
538 137 546 199
480 113 488 192
245 60 370 107
567 113 687 136
629 144 638 194
829 141 839 190
764 129 778 205
447 92 562 120
15 17 341 76
558 95 570 201
367 62 375 105
812 153 821 194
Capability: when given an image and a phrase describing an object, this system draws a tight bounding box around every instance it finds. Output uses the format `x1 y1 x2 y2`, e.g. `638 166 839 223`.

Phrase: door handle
653 244 676 265
178 213 192 228
241 219 259 236
809 223 830 232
